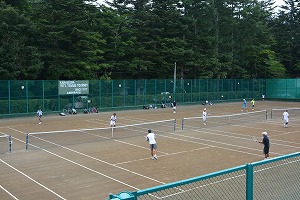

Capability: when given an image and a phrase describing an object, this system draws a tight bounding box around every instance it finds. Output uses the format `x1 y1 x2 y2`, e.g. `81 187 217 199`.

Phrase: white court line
232 124 300 148
106 117 270 157
83 119 215 165
0 185 18 200
117 117 270 157
115 147 210 165
186 124 300 149
8 127 166 186
0 159 66 200
121 115 297 154
4 131 142 191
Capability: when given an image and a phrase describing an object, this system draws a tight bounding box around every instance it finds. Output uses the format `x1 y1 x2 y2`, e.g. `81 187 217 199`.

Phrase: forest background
0 0 299 80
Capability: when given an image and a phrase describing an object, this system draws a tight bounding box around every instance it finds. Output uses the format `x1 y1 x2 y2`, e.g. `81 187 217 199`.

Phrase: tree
272 0 300 77
29 0 107 79
0 2 43 79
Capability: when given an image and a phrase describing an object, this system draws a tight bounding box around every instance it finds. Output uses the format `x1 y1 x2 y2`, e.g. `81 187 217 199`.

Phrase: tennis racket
252 136 259 143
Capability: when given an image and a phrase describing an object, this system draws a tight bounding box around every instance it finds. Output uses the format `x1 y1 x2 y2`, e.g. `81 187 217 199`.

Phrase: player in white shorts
202 108 207 125
110 113 117 127
282 110 289 128
172 101 177 113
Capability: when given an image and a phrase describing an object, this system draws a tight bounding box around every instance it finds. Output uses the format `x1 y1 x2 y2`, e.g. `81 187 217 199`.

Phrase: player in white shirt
146 129 158 160
37 109 42 124
282 110 289 128
110 113 117 127
202 108 207 125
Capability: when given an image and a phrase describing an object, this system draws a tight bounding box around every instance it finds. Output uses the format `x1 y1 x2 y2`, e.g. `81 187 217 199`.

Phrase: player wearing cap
146 129 158 160
172 100 177 113
110 113 117 127
282 110 289 128
202 108 207 126
259 132 270 159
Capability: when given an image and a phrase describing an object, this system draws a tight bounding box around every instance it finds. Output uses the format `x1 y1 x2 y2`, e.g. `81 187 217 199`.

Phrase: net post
173 119 176 132
271 109 273 119
181 118 184 130
25 133 29 151
111 127 114 139
8 135 12 153
266 110 268 120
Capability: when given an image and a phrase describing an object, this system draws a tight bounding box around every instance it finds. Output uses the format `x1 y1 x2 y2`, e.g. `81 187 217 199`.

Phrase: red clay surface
0 101 299 199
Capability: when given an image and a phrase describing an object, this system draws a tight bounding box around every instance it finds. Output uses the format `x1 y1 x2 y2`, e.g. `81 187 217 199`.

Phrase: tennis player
146 129 158 160
37 108 42 124
172 100 177 113
110 113 117 127
282 110 289 128
259 132 270 159
202 108 207 125
251 99 255 110
242 99 247 112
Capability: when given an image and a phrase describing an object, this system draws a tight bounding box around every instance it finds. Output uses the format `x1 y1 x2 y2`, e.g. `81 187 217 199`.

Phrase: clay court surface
0 101 299 199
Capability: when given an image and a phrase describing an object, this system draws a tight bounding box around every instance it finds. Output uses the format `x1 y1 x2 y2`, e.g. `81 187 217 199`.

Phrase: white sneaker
151 157 155 160
154 155 158 160
39 122 41 124
204 123 206 126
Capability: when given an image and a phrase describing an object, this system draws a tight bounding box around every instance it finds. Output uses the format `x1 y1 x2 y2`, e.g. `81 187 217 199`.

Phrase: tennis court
0 101 299 199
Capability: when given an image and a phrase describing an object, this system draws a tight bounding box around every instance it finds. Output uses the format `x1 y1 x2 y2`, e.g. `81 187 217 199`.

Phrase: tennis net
270 108 300 119
0 135 12 154
182 110 267 130
25 119 176 150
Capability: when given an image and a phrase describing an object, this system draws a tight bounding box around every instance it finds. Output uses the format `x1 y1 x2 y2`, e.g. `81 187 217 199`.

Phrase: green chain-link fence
0 79 266 116
266 79 300 99
108 152 300 200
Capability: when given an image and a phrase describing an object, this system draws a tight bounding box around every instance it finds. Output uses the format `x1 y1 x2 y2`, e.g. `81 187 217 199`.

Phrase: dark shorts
150 144 157 150
263 147 269 154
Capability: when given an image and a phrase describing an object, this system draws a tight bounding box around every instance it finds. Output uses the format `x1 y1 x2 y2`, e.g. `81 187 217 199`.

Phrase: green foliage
0 0 299 79
0 2 43 79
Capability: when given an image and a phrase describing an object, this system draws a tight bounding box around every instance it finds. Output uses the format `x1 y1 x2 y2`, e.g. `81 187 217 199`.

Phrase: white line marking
0 185 18 200
0 159 66 199
8 127 165 186
117 117 269 157
115 147 210 165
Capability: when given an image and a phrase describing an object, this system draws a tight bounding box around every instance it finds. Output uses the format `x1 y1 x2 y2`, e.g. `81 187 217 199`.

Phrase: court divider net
0 134 12 154
270 108 300 119
182 110 267 130
25 119 176 150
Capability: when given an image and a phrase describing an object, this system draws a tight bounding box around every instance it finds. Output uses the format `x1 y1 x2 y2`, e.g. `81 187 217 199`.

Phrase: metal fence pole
8 80 11 114
246 163 253 200
112 80 114 107
26 80 29 113
42 80 45 111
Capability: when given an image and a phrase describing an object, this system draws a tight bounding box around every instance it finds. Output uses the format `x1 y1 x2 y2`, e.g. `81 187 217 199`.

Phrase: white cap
243 99 245 101
262 132 267 135
204 108 206 111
